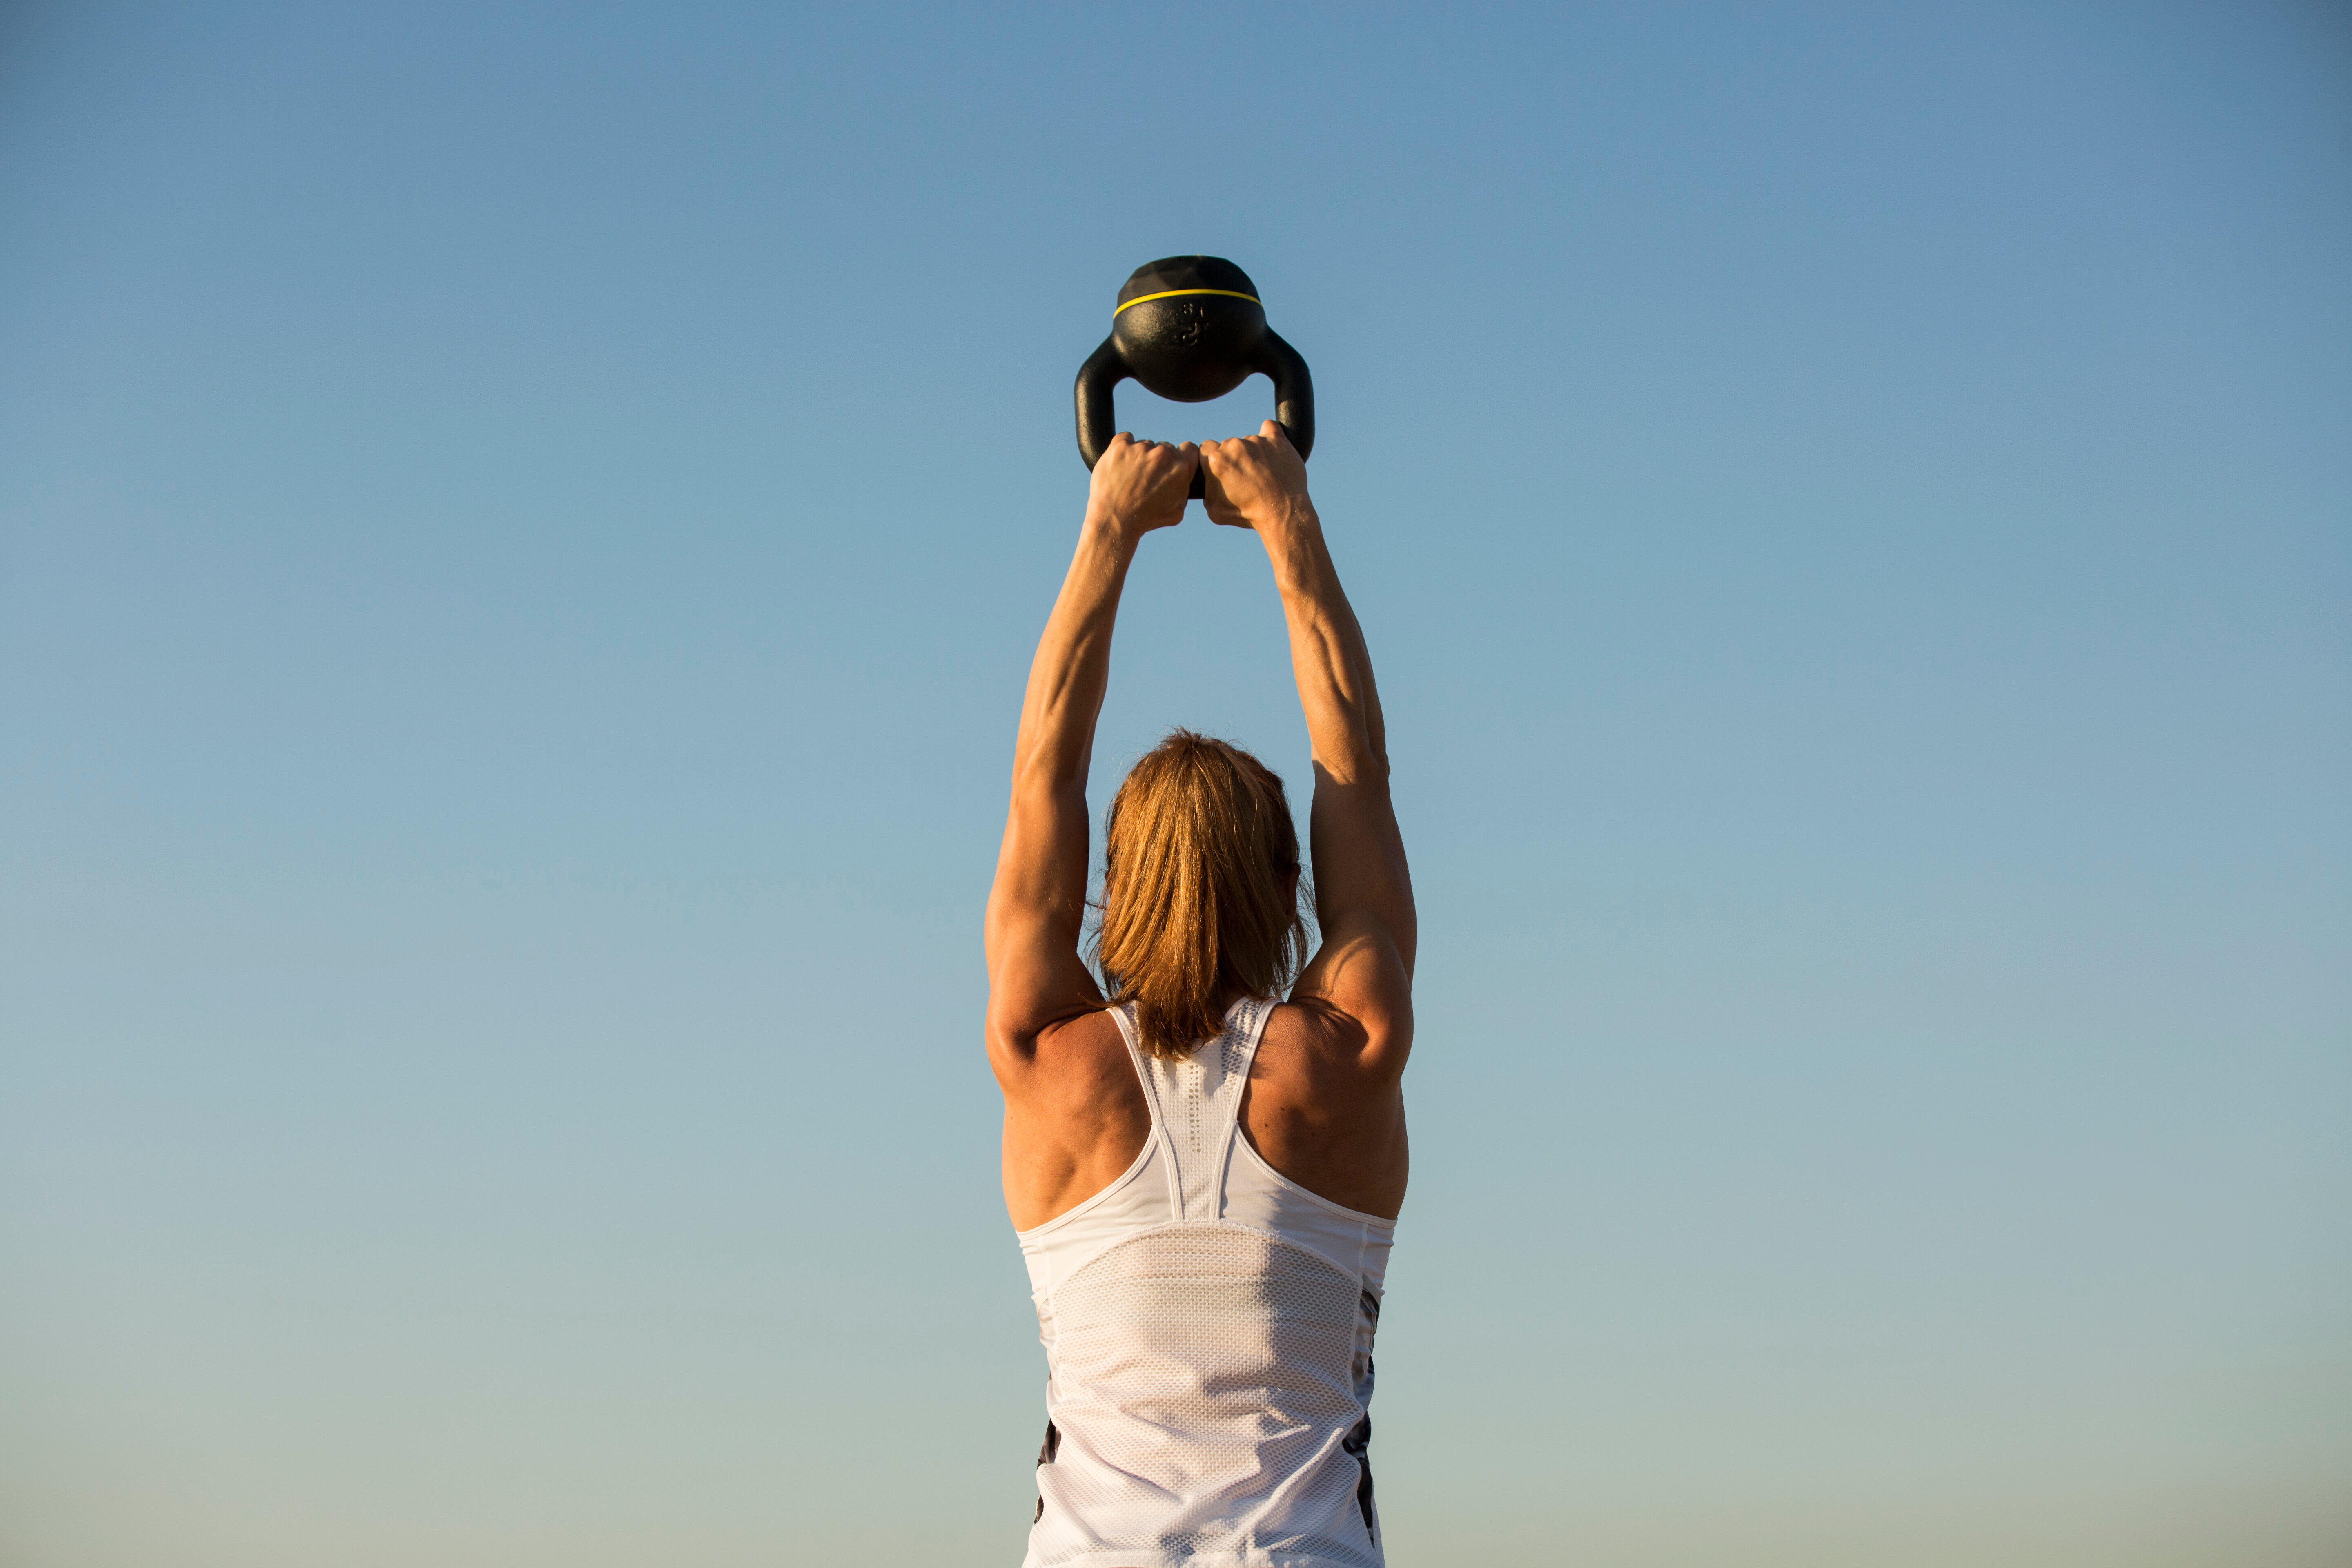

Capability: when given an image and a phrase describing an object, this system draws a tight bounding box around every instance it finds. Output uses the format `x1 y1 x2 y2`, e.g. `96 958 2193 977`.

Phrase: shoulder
1255 998 1408 1091
1284 924 1413 1082
991 1004 1136 1102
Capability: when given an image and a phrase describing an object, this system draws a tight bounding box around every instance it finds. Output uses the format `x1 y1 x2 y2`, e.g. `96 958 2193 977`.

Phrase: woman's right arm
984 434 1197 1080
1200 423 1416 1078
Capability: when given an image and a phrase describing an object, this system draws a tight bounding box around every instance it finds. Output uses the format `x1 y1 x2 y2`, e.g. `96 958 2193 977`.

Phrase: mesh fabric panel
1031 1221 1379 1567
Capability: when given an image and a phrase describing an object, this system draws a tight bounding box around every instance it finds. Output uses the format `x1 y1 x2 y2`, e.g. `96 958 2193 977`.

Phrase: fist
1198 421 1312 532
1086 432 1198 541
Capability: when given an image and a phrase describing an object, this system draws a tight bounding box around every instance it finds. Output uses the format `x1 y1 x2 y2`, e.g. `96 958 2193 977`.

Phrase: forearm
986 434 1191 1042
1261 508 1388 784
1013 518 1137 793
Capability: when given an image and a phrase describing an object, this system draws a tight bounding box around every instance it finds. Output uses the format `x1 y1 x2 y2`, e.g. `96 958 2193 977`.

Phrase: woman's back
1019 999 1392 1568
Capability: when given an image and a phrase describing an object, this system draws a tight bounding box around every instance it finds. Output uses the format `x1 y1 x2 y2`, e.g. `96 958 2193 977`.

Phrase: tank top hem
1036 1553 1376 1568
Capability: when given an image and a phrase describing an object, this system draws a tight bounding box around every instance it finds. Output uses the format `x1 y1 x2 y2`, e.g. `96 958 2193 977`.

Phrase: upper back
1001 996 1408 1232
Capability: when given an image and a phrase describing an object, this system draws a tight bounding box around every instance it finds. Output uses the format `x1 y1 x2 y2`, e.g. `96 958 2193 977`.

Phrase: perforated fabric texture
1016 1000 1392 1568
1031 1223 1378 1567
1137 1004 1258 1220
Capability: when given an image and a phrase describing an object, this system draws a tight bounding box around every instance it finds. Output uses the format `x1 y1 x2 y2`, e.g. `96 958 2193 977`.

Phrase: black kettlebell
1074 256 1314 501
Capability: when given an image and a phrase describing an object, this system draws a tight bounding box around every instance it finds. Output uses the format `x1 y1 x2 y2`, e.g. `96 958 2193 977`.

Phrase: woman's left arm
984 434 1196 1080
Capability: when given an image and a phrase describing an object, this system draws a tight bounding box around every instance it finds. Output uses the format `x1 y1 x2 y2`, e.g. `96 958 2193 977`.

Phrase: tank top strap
1114 997 1276 1221
1211 997 1276 1217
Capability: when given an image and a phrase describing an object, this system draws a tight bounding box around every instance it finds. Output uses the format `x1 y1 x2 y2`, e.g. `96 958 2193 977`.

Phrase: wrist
1257 502 1330 592
1079 508 1145 554
1252 498 1322 548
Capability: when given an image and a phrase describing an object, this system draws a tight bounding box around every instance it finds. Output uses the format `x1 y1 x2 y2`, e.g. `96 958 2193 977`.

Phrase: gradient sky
2 4 2347 1565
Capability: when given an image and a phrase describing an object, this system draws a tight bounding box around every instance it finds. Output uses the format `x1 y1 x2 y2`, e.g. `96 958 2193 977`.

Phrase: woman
985 421 1415 1568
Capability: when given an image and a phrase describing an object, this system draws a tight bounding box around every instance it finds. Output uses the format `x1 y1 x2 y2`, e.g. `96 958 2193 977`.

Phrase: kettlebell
1074 256 1314 501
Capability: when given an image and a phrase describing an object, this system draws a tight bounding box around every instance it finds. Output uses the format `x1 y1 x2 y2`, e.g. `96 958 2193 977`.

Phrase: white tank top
1016 997 1396 1568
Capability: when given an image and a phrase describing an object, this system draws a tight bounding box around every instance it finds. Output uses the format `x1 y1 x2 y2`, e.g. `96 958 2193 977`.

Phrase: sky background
2 2 2347 1564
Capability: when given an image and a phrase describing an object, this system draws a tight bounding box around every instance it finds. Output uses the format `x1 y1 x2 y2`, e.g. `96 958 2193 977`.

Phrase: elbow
1311 746 1390 788
1361 1011 1414 1085
1010 748 1088 802
984 1004 1040 1082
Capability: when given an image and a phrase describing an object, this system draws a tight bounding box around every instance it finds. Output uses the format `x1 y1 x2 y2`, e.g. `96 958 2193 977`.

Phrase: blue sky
2 3 2347 1564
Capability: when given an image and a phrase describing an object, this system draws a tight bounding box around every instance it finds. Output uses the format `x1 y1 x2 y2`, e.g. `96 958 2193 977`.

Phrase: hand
1199 421 1313 533
1085 432 1198 544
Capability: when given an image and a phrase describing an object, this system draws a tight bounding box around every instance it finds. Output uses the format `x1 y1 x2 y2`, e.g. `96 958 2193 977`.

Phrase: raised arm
1200 422 1416 1077
984 434 1197 1077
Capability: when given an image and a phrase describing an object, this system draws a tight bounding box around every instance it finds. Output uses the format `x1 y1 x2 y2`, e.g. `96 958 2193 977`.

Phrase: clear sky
2 3 2346 1564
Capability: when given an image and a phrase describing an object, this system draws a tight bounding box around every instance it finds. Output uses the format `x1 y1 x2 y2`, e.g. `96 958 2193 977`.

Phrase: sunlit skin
984 421 1416 1233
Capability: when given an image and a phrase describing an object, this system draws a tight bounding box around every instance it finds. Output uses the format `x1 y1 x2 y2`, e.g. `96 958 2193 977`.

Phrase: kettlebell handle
1074 331 1316 501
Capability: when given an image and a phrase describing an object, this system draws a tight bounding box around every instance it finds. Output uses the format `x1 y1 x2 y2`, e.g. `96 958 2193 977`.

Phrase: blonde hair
1094 731 1310 1060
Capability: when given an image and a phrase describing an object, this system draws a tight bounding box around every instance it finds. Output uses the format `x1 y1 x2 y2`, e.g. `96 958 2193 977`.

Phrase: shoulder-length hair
1093 730 1310 1060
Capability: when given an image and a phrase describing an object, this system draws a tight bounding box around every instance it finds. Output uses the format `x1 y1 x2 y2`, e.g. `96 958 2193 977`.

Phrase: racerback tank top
1015 997 1396 1568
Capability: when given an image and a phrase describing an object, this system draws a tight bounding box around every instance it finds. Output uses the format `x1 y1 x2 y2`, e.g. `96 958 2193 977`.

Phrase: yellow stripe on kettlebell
1112 287 1261 316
